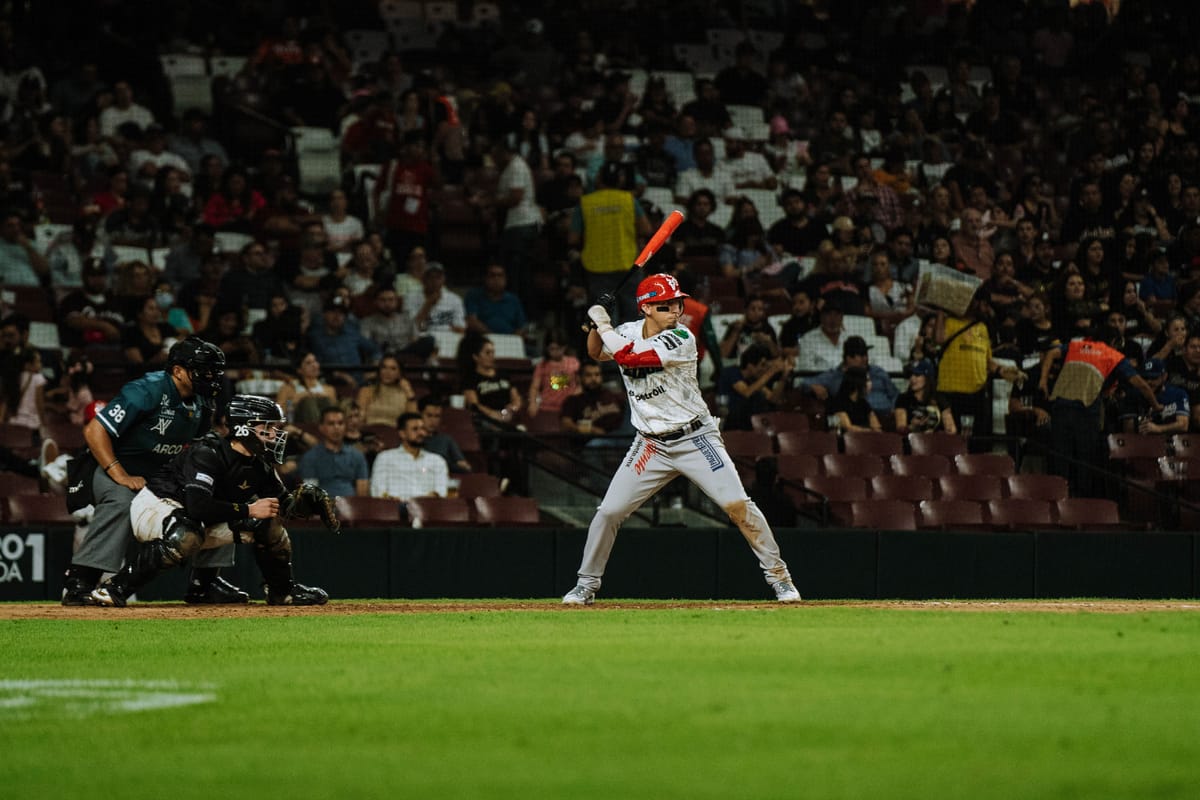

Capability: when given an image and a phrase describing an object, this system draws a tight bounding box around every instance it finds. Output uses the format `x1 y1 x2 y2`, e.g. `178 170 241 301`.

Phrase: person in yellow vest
1039 325 1162 496
933 296 1025 450
568 161 651 322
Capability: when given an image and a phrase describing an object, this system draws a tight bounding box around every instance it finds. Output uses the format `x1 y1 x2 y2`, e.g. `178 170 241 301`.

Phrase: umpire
62 337 237 605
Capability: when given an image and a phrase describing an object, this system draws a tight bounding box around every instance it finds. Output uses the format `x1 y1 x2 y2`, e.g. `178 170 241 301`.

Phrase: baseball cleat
89 582 130 608
61 574 96 606
266 583 329 606
772 580 801 603
562 584 596 606
185 576 250 604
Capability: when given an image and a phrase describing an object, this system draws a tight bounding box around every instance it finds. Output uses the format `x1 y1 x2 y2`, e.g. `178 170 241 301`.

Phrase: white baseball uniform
573 319 794 592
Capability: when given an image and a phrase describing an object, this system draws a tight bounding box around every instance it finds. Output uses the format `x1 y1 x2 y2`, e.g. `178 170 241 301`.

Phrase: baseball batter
563 274 801 605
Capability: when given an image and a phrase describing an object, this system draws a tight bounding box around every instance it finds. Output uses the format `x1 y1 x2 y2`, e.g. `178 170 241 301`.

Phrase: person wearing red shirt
373 132 438 262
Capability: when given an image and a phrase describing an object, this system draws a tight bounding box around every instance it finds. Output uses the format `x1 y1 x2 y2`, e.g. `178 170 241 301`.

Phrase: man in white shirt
674 138 737 207
490 141 541 309
99 80 156 138
721 127 776 190
405 262 466 332
128 124 192 192
796 303 849 372
370 412 449 501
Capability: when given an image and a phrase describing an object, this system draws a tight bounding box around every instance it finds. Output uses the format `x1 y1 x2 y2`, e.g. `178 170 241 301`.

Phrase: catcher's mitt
282 483 341 534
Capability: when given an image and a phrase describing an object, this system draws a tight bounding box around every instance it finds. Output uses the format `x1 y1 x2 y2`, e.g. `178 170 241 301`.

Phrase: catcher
90 395 339 607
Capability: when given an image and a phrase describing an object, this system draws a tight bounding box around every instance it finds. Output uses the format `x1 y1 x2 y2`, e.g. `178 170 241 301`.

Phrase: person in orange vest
1039 325 1162 496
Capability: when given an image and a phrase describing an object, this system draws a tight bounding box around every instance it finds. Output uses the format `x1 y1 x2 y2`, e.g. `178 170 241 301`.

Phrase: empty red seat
917 499 986 530
407 497 474 528
889 454 952 478
777 431 839 456
1054 498 1122 530
907 431 968 457
473 496 541 526
986 499 1054 530
750 411 809 436
721 430 775 459
334 496 405 527
775 454 819 483
456 472 501 499
849 500 917 530
821 453 887 478
870 475 935 502
1004 474 1069 501
938 474 1004 501
842 431 904 457
954 453 1015 476
5 495 74 525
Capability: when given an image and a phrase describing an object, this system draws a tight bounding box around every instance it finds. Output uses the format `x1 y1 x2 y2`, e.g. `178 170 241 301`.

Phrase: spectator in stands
797 335 897 414
252 292 306 366
808 109 857 174
98 80 154 138
719 200 775 285
369 411 448 502
168 108 228 177
1165 331 1200 430
1053 272 1102 338
715 42 768 107
0 210 48 287
846 153 903 234
949 206 995 279
457 331 522 429
120 295 173 372
103 185 160 247
393 245 428 298
464 262 528 337
297 405 369 498
359 286 429 359
128 123 190 192
717 342 789 431
768 189 824 262
570 162 650 322
276 350 339 424
162 224 215 288
308 295 381 373
343 240 383 298
721 127 776 190
59 258 123 348
538 151 582 214
674 138 736 207
1060 179 1114 249
203 165 266 232
797 302 851 372
719 295 778 361
419 395 472 474
407 262 466 334
674 188 725 258
322 189 364 253
935 297 1023 447
1014 293 1060 360
485 139 541 306
527 331 579 417
341 92 398 166
48 217 113 288
681 78 732 139
559 361 625 440
664 113 698 174
826 365 881 432
1040 326 1160 496
279 223 343 322
778 288 818 364
357 354 415 428
216 240 285 314
866 248 916 336
199 304 258 368
1118 358 1190 434
893 359 957 435
1 345 46 435
373 132 436 263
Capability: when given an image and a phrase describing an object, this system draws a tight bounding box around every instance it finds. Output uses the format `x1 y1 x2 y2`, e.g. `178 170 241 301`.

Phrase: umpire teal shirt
95 370 214 478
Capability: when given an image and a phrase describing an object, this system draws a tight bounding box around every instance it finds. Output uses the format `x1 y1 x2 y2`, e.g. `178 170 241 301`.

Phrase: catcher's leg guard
253 522 328 605
90 537 179 607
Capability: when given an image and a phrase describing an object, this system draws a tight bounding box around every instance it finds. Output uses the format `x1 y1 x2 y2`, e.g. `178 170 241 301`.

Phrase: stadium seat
722 430 775 459
889 454 952 478
43 421 86 453
774 454 819 483
407 497 474 528
456 472 500 499
849 500 917 531
842 431 904 457
1054 498 1123 530
917 499 986 530
1106 433 1167 480
937 475 1004 502
954 453 1015 477
777 431 839 456
869 475 935 502
363 424 400 451
750 411 809 436
5 495 75 525
821 453 887 479
986 499 1054 531
334 497 405 527
799 475 867 520
1168 434 1197 458
907 432 968 457
473 496 541 526
1004 475 1068 502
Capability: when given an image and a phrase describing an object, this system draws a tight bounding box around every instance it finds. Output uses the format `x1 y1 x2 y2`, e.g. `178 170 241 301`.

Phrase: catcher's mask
226 394 288 463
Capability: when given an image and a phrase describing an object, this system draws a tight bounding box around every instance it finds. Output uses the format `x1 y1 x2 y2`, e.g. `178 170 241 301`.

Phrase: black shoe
90 581 130 608
267 583 329 606
62 573 96 606
185 576 250 604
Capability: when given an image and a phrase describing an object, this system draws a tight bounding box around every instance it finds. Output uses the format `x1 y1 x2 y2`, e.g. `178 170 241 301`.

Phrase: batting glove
587 304 613 333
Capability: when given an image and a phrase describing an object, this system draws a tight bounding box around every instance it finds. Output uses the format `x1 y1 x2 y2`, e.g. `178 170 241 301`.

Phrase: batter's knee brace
162 509 205 565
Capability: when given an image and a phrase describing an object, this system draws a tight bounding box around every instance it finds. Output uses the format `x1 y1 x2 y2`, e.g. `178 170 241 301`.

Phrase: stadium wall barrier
1 527 1196 601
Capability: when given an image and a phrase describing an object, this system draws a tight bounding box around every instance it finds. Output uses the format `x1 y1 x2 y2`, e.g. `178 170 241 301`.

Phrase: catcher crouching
91 395 339 607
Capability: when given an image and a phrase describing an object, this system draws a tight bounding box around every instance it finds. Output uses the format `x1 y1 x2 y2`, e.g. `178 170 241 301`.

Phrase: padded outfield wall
1 527 1197 601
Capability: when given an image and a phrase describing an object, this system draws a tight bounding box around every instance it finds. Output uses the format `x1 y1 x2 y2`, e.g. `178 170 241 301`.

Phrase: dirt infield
2 599 1198 619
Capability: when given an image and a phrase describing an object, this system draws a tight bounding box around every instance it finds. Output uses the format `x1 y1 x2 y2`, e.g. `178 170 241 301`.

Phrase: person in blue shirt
297 405 370 497
308 294 382 373
464 262 528 336
1118 358 1191 434
62 337 237 606
1138 249 1177 304
796 335 899 414
716 343 790 430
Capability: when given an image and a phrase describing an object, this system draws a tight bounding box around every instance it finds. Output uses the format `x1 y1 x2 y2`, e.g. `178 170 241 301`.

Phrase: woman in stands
121 295 175 374
457 331 522 429
276 350 339 423
527 330 580 417
826 366 881 433
1146 313 1189 365
893 359 957 435
203 165 265 232
356 354 415 427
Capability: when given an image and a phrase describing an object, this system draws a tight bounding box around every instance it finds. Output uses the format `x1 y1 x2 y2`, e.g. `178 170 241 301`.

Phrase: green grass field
3 603 1199 799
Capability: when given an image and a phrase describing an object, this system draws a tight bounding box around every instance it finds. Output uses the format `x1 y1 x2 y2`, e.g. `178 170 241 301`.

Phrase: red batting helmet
635 273 689 306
